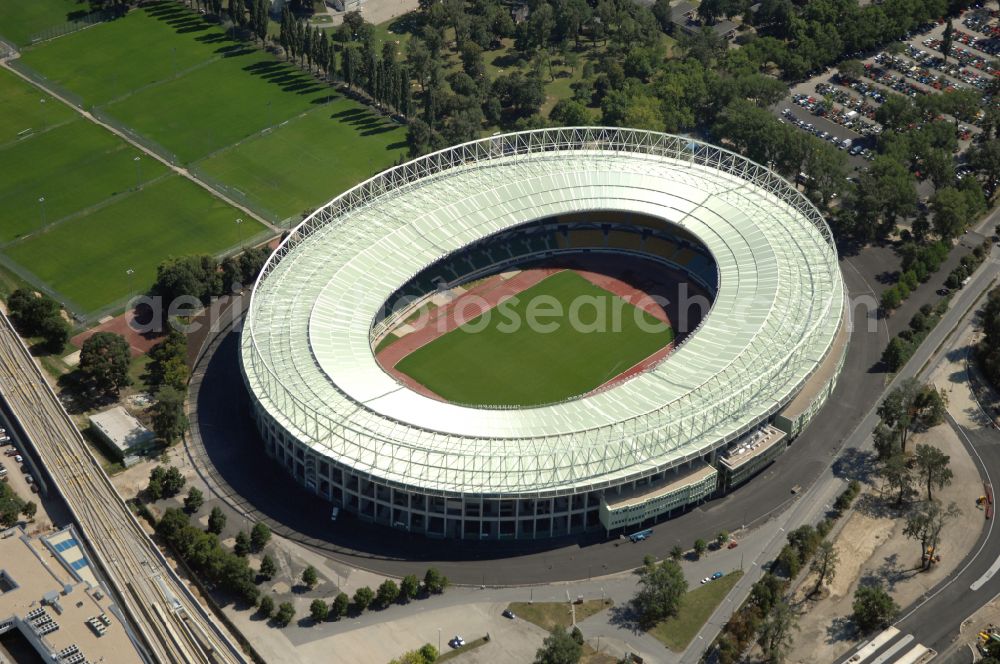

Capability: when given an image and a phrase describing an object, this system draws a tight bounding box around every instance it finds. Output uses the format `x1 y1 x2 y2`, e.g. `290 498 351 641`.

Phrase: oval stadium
240 127 848 541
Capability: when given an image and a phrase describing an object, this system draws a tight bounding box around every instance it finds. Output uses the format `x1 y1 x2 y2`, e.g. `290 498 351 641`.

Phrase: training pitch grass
197 99 407 220
16 3 229 106
4 176 265 314
395 271 674 406
0 0 89 46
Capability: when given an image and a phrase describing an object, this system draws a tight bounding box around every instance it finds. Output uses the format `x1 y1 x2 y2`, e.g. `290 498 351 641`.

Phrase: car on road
711 571 724 580
449 636 466 648
502 609 516 619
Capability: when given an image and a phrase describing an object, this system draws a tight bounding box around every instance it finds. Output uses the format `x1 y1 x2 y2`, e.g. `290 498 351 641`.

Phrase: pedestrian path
836 627 935 664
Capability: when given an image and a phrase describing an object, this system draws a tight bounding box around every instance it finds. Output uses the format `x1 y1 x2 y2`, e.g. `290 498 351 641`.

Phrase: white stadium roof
241 128 845 496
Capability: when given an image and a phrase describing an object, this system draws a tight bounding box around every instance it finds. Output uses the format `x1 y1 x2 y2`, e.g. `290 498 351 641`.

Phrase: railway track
0 313 247 664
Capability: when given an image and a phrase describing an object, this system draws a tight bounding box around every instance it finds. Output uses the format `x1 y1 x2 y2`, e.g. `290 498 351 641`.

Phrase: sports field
0 68 265 317
104 50 330 162
197 100 407 219
0 118 168 243
4 176 262 313
16 4 230 106
0 0 89 46
394 271 674 406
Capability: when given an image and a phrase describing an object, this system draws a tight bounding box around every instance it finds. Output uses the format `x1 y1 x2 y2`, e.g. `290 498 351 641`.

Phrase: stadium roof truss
241 127 845 497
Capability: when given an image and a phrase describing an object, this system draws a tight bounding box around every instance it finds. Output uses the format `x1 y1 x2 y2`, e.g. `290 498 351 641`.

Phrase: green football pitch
4 176 265 314
0 69 265 317
394 271 675 407
0 0 89 47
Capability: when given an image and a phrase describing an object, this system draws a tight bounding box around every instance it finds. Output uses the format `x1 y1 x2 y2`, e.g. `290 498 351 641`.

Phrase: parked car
13 455 22 464
711 571 724 580
701 576 711 584
727 540 739 549
502 609 516 619
449 636 466 648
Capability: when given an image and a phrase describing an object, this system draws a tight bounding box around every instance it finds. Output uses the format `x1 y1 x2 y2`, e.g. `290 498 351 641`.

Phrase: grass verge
506 599 614 632
649 570 743 652
437 636 489 662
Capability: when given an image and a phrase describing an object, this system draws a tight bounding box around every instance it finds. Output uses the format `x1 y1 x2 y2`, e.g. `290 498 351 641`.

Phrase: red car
727 541 739 549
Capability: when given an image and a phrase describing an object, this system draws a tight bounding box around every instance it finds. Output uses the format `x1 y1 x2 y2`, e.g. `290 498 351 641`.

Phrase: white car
701 577 711 584
13 455 22 464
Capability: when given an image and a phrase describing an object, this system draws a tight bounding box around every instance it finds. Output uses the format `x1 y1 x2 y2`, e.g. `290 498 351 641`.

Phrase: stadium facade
240 128 848 540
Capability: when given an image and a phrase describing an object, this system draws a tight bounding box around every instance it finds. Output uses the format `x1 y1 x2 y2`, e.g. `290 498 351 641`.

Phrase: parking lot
772 5 995 187
0 413 64 534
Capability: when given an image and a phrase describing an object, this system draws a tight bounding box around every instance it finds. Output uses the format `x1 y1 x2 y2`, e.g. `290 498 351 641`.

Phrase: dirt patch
71 309 166 357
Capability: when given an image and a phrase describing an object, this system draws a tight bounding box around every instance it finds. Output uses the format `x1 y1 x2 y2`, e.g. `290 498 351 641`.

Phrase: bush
400 574 420 602
302 565 318 588
274 601 295 627
258 595 274 618
423 568 448 594
354 586 374 611
250 522 271 552
310 599 329 623
377 579 400 607
331 592 350 620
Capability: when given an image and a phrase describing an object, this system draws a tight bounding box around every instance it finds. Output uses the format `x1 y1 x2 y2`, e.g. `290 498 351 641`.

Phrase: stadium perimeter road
185 238 898 586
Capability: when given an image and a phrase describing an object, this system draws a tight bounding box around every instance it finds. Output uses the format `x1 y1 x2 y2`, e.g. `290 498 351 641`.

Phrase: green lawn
395 271 674 406
649 571 744 652
196 98 407 219
3 176 266 314
17 2 230 106
0 69 76 145
0 0 91 46
0 118 168 243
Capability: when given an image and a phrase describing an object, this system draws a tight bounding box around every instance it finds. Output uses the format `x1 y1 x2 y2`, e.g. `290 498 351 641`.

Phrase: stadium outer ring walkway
240 127 847 540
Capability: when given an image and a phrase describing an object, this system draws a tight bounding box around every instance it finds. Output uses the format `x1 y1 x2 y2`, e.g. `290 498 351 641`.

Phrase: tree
146 466 166 500
534 625 582 664
942 18 953 63
183 487 204 514
310 599 329 622
424 567 448 594
152 255 221 306
353 586 374 611
302 565 318 588
152 385 188 443
79 332 131 396
235 530 251 557
716 531 730 547
259 553 277 580
21 501 37 520
38 315 69 354
549 99 592 126
377 579 400 607
852 583 899 631
400 574 420 602
208 506 226 534
670 545 685 561
250 522 271 552
274 601 295 627
809 540 838 597
914 444 953 501
332 592 350 619
880 452 914 507
632 559 688 628
931 186 971 239
693 538 707 559
904 500 960 569
258 594 274 618
162 466 185 496
756 599 798 663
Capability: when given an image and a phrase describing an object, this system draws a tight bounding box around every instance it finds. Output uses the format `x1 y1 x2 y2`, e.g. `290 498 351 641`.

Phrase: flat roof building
88 406 155 459
0 525 142 664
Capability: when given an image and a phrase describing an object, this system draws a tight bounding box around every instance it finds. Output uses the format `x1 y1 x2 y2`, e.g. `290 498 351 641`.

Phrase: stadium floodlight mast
39 98 46 130
236 218 244 250
37 196 46 226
